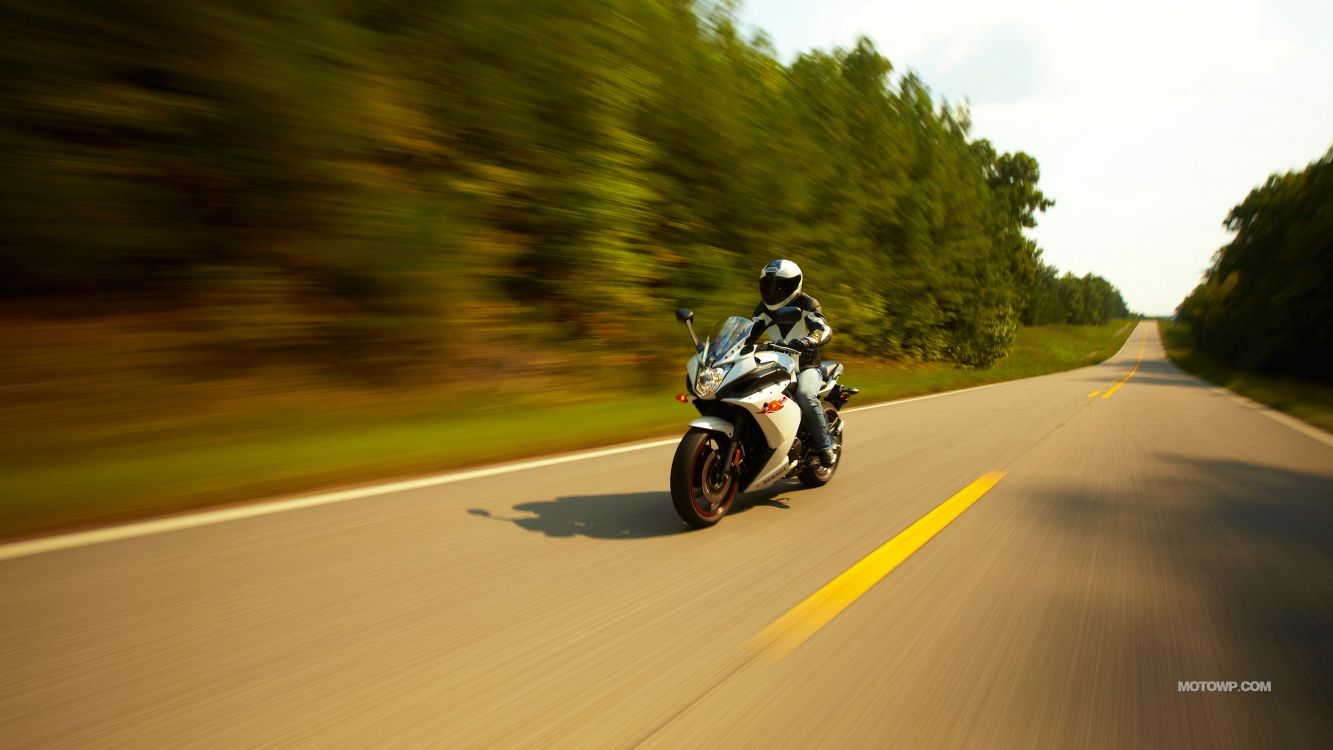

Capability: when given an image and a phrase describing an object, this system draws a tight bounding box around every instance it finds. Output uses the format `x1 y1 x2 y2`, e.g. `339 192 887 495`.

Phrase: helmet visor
760 273 799 308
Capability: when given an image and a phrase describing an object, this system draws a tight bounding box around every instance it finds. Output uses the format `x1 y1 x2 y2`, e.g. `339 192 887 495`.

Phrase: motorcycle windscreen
701 316 754 366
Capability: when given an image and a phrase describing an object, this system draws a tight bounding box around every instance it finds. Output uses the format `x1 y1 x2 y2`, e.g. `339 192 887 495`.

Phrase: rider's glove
795 337 815 351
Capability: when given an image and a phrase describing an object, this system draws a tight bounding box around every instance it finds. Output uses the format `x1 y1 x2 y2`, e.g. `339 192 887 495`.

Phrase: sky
738 0 1333 315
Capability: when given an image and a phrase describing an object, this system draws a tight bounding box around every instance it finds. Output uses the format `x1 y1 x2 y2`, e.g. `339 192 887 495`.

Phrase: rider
749 259 835 467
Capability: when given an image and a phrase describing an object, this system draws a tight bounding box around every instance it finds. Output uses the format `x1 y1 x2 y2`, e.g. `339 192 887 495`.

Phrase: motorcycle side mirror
676 307 699 347
773 305 803 325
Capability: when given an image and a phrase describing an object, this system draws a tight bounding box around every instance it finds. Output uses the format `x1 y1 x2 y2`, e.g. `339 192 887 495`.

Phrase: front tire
670 428 738 529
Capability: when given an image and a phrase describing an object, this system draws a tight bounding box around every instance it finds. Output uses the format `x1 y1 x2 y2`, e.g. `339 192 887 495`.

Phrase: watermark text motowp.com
1178 681 1271 692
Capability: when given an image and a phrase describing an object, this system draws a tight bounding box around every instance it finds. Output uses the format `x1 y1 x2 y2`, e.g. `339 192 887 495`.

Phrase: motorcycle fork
723 419 746 476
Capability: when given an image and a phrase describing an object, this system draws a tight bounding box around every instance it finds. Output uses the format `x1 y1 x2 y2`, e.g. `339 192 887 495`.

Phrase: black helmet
759 259 803 310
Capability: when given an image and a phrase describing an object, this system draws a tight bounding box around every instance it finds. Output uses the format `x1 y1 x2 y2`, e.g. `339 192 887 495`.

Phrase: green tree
1 0 1131 377
1177 147 1333 379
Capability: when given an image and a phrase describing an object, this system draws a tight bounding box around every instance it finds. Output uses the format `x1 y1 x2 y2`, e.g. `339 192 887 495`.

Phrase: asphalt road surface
2 322 1330 748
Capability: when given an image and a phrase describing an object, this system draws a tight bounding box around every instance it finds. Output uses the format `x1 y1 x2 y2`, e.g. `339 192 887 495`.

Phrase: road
2 322 1330 748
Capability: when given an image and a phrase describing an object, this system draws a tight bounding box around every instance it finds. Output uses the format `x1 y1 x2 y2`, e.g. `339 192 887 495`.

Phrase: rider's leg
795 368 833 460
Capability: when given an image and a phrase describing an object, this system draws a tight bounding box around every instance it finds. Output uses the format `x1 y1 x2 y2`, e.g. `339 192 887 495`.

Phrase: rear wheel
670 428 738 529
798 408 843 487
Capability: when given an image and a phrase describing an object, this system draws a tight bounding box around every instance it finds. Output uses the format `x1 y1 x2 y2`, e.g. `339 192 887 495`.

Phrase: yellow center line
1101 338 1147 399
1088 390 1101 398
749 471 1006 660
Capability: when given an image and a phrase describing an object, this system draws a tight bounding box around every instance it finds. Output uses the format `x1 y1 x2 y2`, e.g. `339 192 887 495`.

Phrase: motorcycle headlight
694 366 727 398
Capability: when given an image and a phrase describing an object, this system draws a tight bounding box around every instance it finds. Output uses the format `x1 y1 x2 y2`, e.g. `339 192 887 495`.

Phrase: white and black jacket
749 292 832 371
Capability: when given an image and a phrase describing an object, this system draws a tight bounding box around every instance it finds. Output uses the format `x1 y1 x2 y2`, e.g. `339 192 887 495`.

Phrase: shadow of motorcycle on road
467 483 800 540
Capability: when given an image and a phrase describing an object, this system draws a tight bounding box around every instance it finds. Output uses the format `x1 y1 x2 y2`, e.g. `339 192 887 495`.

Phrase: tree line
1 0 1131 375
1176 147 1332 381
1025 267 1130 327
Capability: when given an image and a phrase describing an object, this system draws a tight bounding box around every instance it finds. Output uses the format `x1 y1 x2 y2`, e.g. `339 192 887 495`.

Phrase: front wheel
670 428 738 529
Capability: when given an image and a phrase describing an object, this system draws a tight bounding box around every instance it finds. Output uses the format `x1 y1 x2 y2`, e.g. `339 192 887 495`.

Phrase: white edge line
845 377 1025 412
0 327 1148 562
0 438 678 562
1152 323 1333 450
1209 383 1333 449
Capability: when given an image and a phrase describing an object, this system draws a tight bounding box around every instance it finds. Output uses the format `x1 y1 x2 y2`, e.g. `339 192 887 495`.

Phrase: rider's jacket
750 293 832 371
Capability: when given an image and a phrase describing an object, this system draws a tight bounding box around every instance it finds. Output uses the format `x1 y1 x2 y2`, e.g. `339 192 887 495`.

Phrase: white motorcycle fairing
723 381 801 492
669 310 853 529
680 318 821 492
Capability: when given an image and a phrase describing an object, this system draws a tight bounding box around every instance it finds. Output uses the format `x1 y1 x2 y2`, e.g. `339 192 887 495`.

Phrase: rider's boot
819 447 836 468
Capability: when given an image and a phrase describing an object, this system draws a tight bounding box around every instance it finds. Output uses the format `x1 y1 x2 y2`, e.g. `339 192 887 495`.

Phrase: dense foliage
1 0 1128 374
1176 147 1333 381
1024 267 1130 327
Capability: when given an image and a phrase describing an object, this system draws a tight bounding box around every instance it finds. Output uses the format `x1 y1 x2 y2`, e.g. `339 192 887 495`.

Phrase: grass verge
1159 321 1333 435
0 320 1136 540
847 319 1134 402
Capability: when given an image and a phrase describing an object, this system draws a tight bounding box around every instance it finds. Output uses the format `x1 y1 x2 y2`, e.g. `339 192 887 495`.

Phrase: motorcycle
669 306 857 528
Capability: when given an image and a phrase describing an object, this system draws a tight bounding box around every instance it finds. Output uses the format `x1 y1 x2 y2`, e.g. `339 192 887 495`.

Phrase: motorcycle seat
820 360 843 382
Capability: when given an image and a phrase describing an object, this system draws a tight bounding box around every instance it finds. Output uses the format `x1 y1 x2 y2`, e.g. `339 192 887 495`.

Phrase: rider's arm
747 304 770 345
802 299 831 348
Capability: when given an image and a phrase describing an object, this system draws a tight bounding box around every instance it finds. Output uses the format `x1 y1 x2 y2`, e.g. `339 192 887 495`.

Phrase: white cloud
742 0 1333 314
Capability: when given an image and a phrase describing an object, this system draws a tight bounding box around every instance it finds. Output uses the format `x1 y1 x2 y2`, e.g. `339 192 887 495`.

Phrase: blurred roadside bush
0 0 1128 393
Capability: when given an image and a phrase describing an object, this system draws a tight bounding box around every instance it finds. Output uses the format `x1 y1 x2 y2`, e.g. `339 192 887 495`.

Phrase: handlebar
760 342 803 356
